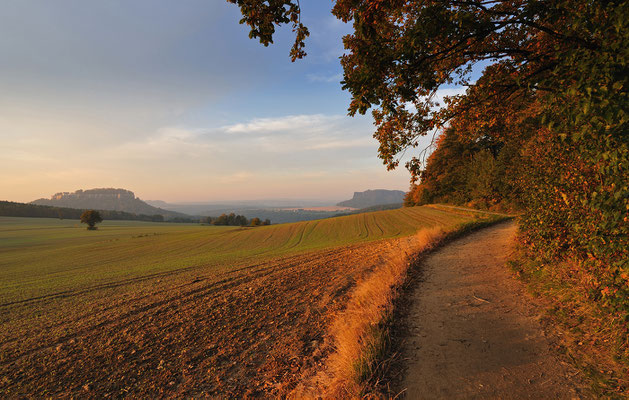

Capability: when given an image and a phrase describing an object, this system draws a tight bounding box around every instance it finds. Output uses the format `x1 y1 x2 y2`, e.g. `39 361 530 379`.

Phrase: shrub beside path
399 221 591 399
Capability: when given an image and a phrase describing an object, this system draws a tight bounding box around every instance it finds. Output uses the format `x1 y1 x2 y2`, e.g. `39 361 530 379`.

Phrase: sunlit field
0 206 480 397
0 206 471 305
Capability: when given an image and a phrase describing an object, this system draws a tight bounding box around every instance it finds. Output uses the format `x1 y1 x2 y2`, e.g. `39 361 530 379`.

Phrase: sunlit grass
305 216 511 398
0 206 471 305
323 226 447 397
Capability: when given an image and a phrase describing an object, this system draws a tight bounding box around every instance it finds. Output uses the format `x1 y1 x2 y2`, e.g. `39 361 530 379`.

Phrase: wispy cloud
110 127 215 160
306 73 343 83
224 114 343 134
88 114 379 169
215 114 377 154
307 138 373 150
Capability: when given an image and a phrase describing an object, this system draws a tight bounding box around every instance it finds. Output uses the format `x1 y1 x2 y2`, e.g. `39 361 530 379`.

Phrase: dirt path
398 221 590 399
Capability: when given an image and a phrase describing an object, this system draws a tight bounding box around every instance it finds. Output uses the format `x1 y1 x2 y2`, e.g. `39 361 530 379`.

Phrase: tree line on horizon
0 201 272 227
0 200 175 222
200 213 271 227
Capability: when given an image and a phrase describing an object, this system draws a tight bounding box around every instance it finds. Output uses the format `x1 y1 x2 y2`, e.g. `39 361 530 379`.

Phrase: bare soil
0 239 404 398
393 221 592 399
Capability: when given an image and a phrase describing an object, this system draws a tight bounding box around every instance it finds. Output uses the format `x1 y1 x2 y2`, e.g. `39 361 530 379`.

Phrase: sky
0 1 464 203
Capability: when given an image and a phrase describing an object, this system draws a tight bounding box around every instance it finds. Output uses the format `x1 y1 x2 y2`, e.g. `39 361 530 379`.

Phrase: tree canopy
231 0 624 174
80 210 103 230
200 213 271 227
226 0 309 61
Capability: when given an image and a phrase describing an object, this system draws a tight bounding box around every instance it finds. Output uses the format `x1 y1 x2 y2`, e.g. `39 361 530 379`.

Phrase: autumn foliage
231 0 628 392
398 2 628 390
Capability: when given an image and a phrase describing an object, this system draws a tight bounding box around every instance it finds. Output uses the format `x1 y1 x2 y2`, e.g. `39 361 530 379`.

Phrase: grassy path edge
357 216 515 397
295 213 514 398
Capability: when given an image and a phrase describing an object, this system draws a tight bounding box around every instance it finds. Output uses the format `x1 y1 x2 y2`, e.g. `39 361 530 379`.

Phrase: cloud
109 127 216 161
307 73 343 83
215 114 377 155
224 114 343 134
306 138 373 150
80 113 378 172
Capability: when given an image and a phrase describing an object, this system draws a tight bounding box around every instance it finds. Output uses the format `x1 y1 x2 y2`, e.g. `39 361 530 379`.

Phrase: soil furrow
0 238 395 398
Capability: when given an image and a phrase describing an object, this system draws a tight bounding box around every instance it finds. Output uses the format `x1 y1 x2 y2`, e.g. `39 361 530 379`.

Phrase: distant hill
31 188 190 220
145 199 170 208
337 189 406 209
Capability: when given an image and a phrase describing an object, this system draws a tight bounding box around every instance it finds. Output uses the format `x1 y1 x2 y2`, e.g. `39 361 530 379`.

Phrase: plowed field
0 206 477 397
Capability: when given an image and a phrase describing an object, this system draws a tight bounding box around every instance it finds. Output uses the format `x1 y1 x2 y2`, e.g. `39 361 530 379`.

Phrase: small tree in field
80 210 103 230
250 217 261 226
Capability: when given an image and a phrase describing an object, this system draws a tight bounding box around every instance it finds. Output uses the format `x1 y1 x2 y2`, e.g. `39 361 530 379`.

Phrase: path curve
400 221 589 399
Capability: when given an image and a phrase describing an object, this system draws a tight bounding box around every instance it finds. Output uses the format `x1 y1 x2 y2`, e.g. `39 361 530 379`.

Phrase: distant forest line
0 201 197 223
1 201 275 227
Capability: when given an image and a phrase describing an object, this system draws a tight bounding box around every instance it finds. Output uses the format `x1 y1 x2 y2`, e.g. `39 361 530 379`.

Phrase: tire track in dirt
0 237 366 310
0 245 365 348
2 262 295 363
371 213 385 236
287 222 308 249
1 246 363 359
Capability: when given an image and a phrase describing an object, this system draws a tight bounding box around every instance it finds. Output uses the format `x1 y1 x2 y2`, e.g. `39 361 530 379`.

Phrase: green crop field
0 205 495 397
0 206 475 305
